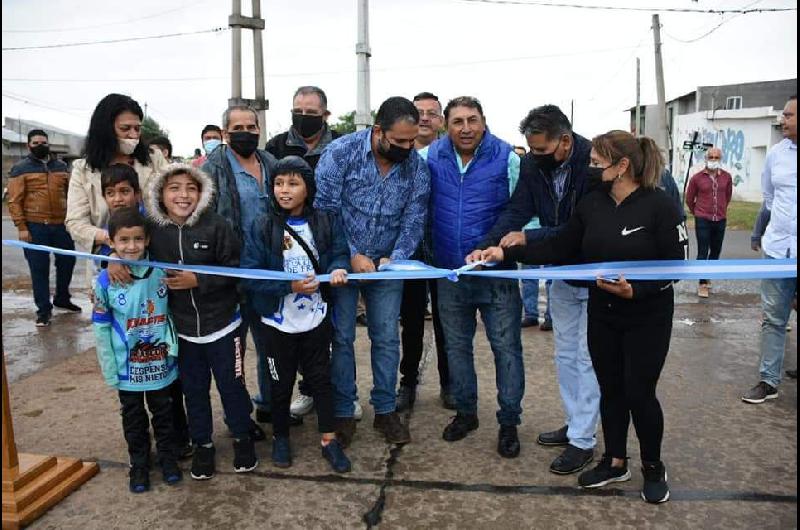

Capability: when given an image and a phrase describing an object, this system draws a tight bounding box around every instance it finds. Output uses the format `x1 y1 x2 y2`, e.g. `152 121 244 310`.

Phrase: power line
1 27 228 52
1 0 214 34
664 0 764 43
1 43 644 84
1 92 89 118
458 0 796 14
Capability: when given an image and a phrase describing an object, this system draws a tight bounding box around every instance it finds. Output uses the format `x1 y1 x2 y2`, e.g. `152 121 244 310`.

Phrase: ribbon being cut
3 240 797 283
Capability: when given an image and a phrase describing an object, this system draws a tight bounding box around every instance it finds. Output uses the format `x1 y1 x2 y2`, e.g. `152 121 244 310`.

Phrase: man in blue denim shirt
203 105 278 437
314 96 430 446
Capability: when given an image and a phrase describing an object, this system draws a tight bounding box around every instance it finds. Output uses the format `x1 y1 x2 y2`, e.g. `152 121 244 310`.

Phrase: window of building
725 96 743 110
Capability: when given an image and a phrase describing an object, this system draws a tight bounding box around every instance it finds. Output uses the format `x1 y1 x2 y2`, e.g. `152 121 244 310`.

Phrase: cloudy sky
2 0 797 156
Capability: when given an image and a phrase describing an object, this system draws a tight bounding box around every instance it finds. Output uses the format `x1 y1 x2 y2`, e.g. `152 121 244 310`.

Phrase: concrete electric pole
635 57 641 137
229 0 269 147
355 0 372 130
652 14 669 151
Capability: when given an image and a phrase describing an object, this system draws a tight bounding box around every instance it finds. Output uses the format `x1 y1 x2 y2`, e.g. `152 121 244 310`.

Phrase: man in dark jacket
477 105 599 475
8 129 80 326
202 104 278 429
265 86 341 170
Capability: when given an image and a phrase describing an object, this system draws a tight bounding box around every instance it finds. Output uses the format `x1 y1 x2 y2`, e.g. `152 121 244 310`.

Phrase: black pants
588 306 673 463
178 332 253 444
169 379 190 446
399 279 448 389
263 319 335 437
695 217 726 285
118 387 176 468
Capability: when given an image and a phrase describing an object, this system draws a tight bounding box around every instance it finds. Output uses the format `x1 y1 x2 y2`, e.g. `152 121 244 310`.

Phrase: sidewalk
5 283 797 529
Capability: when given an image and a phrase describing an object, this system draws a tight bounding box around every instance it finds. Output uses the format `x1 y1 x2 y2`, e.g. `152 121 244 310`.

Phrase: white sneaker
353 400 363 421
290 393 314 416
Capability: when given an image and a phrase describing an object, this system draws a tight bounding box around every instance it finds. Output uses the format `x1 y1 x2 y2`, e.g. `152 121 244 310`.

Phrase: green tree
141 115 168 142
331 110 376 134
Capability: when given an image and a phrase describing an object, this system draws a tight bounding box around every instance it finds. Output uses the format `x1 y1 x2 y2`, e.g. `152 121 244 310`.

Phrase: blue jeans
178 332 253 444
549 280 599 450
437 276 524 426
695 217 726 284
330 280 404 417
758 272 797 388
22 222 76 318
241 304 271 413
521 268 551 322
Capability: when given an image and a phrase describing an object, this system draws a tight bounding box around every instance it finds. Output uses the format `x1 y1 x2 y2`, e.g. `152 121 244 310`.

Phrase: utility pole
652 14 669 151
229 0 269 146
570 99 574 126
635 57 641 137
355 0 372 130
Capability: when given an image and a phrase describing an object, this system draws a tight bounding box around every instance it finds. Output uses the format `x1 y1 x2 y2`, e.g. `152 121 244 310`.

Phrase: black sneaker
497 425 520 458
396 385 417 412
549 444 594 474
373 412 411 444
190 445 216 480
53 300 82 312
641 461 670 504
356 314 369 327
741 381 778 404
233 437 259 473
786 369 797 380
129 465 150 493
578 455 631 488
161 459 183 485
35 314 51 327
521 317 539 328
539 318 553 331
442 413 479 442
537 425 569 446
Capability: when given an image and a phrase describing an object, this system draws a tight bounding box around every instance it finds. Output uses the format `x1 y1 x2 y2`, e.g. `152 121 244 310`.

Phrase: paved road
2 213 796 529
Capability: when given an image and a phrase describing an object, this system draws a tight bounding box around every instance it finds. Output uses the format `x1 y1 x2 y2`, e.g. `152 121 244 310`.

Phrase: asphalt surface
1 213 796 529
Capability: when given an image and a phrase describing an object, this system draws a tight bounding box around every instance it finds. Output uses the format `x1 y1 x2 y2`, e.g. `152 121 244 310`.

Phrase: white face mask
706 161 720 170
118 138 139 155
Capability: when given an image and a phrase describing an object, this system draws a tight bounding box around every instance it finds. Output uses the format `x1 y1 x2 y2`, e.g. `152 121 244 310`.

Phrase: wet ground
2 215 797 529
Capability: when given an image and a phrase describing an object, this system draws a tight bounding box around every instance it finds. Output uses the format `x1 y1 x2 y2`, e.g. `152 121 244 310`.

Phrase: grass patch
686 201 760 231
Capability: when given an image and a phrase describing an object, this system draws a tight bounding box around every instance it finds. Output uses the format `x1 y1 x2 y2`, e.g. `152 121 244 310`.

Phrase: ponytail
592 130 664 189
637 137 664 189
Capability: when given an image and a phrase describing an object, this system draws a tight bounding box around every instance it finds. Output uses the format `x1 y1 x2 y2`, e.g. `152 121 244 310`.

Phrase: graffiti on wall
678 127 750 188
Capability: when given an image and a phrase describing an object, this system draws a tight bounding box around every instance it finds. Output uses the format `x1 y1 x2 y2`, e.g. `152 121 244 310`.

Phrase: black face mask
30 144 50 160
228 131 259 158
377 135 413 163
531 150 561 172
587 166 614 194
292 113 325 139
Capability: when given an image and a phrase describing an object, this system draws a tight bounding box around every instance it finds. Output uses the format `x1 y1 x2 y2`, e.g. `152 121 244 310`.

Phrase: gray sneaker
741 381 778 404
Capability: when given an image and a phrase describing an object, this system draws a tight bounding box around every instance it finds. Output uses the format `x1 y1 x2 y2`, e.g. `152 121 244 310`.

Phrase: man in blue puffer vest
424 96 524 458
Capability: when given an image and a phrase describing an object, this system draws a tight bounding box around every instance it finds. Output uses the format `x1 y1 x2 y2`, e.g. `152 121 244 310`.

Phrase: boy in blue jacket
242 156 352 473
92 207 182 493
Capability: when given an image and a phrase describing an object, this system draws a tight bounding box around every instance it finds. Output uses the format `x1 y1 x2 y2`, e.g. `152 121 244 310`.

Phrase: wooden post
2 344 98 529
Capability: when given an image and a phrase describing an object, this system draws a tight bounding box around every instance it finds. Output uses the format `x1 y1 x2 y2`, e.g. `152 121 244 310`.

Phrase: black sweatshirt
505 187 688 316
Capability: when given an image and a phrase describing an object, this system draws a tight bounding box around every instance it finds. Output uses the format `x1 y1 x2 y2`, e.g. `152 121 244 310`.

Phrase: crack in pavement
89 457 797 504
362 443 404 528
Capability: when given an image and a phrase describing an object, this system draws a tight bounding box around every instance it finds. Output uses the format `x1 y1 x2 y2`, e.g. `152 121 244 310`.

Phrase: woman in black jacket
482 130 687 504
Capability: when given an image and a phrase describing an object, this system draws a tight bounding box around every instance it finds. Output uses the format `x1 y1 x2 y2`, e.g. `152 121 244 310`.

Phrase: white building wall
671 107 783 202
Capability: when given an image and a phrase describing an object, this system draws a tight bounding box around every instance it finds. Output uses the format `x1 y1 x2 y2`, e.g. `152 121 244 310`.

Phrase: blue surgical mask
203 139 222 154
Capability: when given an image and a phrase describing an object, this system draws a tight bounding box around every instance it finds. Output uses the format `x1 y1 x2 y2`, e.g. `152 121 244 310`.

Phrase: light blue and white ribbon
3 240 796 282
